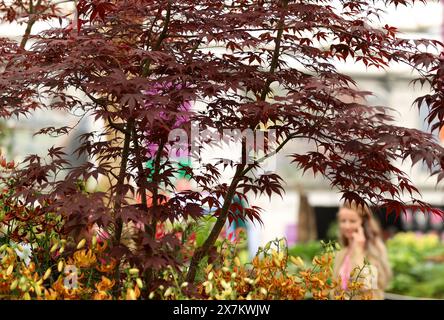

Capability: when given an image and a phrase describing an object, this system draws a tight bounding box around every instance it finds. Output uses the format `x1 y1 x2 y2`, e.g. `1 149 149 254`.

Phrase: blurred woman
333 201 392 299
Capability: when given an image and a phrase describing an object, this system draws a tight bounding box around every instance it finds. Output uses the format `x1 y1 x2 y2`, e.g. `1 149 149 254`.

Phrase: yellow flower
310 276 324 288
64 288 82 300
252 256 260 267
136 278 144 289
334 292 346 300
127 288 136 300
91 236 97 247
76 239 86 250
34 284 42 296
290 256 305 268
164 286 174 297
6 264 13 275
361 292 373 300
57 260 64 273
125 286 140 300
10 279 18 291
291 286 306 299
128 268 139 275
73 249 97 268
43 268 51 280
299 270 312 280
50 243 58 253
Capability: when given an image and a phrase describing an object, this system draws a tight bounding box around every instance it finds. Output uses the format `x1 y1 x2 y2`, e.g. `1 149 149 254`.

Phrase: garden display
1 0 444 300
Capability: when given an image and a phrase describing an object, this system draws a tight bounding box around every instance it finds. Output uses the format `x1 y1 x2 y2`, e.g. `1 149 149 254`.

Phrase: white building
248 2 444 251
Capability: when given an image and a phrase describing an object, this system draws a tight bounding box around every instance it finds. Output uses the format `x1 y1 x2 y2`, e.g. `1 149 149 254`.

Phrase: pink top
339 251 352 290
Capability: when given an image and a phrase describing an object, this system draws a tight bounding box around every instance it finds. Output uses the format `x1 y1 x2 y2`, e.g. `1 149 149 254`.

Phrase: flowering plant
151 236 371 300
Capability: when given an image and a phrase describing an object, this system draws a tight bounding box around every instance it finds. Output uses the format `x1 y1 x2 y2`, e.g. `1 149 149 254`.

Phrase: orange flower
96 258 117 273
52 277 83 300
348 280 364 291
93 291 113 300
125 285 141 300
291 285 306 299
44 288 58 300
95 241 108 253
312 254 333 269
27 262 36 273
312 289 330 300
73 249 97 268
361 292 373 300
63 288 82 300
95 276 115 292
1 253 16 266
252 256 260 268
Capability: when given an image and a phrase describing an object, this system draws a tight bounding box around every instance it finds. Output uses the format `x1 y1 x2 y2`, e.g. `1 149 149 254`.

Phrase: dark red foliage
0 0 64 24
1 0 444 287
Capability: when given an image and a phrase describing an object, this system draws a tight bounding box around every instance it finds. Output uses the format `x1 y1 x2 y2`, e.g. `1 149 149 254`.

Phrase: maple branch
259 0 288 102
188 39 202 60
240 132 299 177
327 24 436 79
106 117 130 135
16 0 28 14
19 0 42 48
145 6 163 50
141 137 166 294
187 0 290 284
149 137 167 228
79 83 131 135
113 118 135 246
137 1 172 292
154 2 171 50
132 124 148 210
107 168 119 181
186 147 246 283
142 1 171 76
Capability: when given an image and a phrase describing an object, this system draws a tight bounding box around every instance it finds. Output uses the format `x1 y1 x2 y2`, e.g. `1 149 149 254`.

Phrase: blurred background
1 1 444 299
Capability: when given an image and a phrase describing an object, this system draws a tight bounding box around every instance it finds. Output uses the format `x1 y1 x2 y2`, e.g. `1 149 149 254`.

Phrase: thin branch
78 82 131 135
113 118 135 246
132 124 148 210
240 132 298 176
142 1 171 76
186 0 290 283
259 0 288 101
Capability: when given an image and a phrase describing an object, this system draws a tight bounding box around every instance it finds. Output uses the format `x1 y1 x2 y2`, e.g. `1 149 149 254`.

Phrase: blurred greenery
288 241 323 263
195 215 218 247
326 221 339 241
386 232 444 299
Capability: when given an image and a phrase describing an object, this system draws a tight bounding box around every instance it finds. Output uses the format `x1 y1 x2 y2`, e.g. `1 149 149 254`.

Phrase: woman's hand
350 225 366 252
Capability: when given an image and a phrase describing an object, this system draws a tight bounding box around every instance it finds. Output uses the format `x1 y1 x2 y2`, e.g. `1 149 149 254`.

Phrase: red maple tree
1 0 444 290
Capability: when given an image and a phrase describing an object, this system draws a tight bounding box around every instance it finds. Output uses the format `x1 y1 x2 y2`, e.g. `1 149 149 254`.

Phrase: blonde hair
339 201 381 248
338 201 393 293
